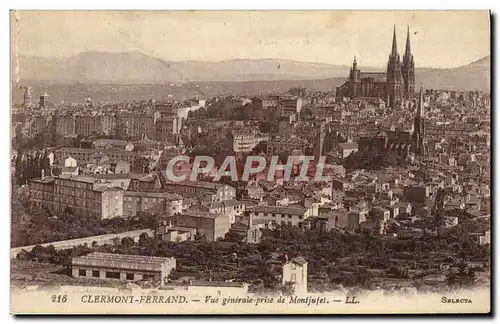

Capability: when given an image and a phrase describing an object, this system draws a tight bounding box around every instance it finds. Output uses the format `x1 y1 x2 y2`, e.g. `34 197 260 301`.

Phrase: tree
446 262 477 288
299 107 313 120
257 240 275 260
224 231 245 243
138 233 150 247
194 232 207 242
432 188 446 236
281 281 295 296
132 157 150 173
252 141 268 155
257 260 279 290
387 266 409 278
121 237 135 248
259 121 275 134
14 153 24 185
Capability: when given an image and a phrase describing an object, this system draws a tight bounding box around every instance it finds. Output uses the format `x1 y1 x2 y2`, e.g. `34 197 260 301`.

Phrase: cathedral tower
386 25 404 108
402 26 416 100
348 56 360 98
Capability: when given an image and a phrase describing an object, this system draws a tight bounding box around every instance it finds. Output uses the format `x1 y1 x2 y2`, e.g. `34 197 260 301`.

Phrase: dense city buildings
12 22 490 302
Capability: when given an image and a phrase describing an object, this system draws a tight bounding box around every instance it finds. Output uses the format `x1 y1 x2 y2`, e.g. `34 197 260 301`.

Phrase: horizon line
17 50 490 70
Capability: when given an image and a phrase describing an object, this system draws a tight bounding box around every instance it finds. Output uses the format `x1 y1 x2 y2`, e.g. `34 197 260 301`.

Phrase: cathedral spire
418 85 424 117
405 26 412 56
391 24 398 56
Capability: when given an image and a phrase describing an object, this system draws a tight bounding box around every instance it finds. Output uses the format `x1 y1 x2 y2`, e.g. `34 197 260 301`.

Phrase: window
106 271 120 279
126 273 134 280
92 270 100 278
291 263 296 270
291 273 296 282
78 269 86 277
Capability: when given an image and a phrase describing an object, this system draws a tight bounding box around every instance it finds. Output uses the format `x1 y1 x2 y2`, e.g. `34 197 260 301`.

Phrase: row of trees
12 124 81 151
15 218 489 291
13 150 51 186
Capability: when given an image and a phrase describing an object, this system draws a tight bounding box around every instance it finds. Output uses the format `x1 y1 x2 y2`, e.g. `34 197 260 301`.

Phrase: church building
336 25 415 108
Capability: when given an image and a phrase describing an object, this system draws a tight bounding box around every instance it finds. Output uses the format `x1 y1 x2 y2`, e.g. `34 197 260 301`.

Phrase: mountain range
14 51 490 92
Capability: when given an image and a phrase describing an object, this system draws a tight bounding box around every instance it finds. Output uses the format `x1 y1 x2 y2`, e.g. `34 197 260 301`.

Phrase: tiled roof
72 252 174 272
291 256 307 266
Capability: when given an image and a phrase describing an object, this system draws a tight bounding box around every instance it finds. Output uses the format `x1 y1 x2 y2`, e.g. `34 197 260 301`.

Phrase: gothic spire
405 26 412 56
391 24 398 56
418 85 424 117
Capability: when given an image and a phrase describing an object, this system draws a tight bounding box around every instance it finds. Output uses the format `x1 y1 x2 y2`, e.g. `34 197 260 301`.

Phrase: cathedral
336 25 415 108
358 86 427 157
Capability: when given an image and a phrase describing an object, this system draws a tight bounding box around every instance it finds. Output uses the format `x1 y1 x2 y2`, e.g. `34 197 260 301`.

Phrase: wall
10 229 153 259
101 190 124 219
282 262 308 294
213 215 231 241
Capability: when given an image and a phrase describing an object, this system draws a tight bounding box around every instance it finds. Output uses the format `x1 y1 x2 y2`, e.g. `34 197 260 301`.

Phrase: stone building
336 26 415 108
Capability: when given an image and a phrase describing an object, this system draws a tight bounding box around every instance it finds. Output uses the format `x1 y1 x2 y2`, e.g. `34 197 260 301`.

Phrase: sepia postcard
10 10 491 315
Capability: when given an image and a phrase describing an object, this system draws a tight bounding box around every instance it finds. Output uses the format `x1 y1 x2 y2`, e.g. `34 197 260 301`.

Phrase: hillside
12 52 490 104
416 56 490 92
16 51 357 83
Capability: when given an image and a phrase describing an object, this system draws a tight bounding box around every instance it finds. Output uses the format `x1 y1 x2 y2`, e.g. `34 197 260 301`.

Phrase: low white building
71 253 176 285
247 205 311 228
282 257 308 294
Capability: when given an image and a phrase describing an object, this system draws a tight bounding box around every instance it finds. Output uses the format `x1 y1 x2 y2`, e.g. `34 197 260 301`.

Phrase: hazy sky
13 10 490 68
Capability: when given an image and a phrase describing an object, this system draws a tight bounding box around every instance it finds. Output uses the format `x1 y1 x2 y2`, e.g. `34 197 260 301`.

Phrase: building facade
232 130 269 153
282 257 308 294
71 252 176 284
123 191 183 217
162 182 236 202
159 209 231 242
29 175 125 219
